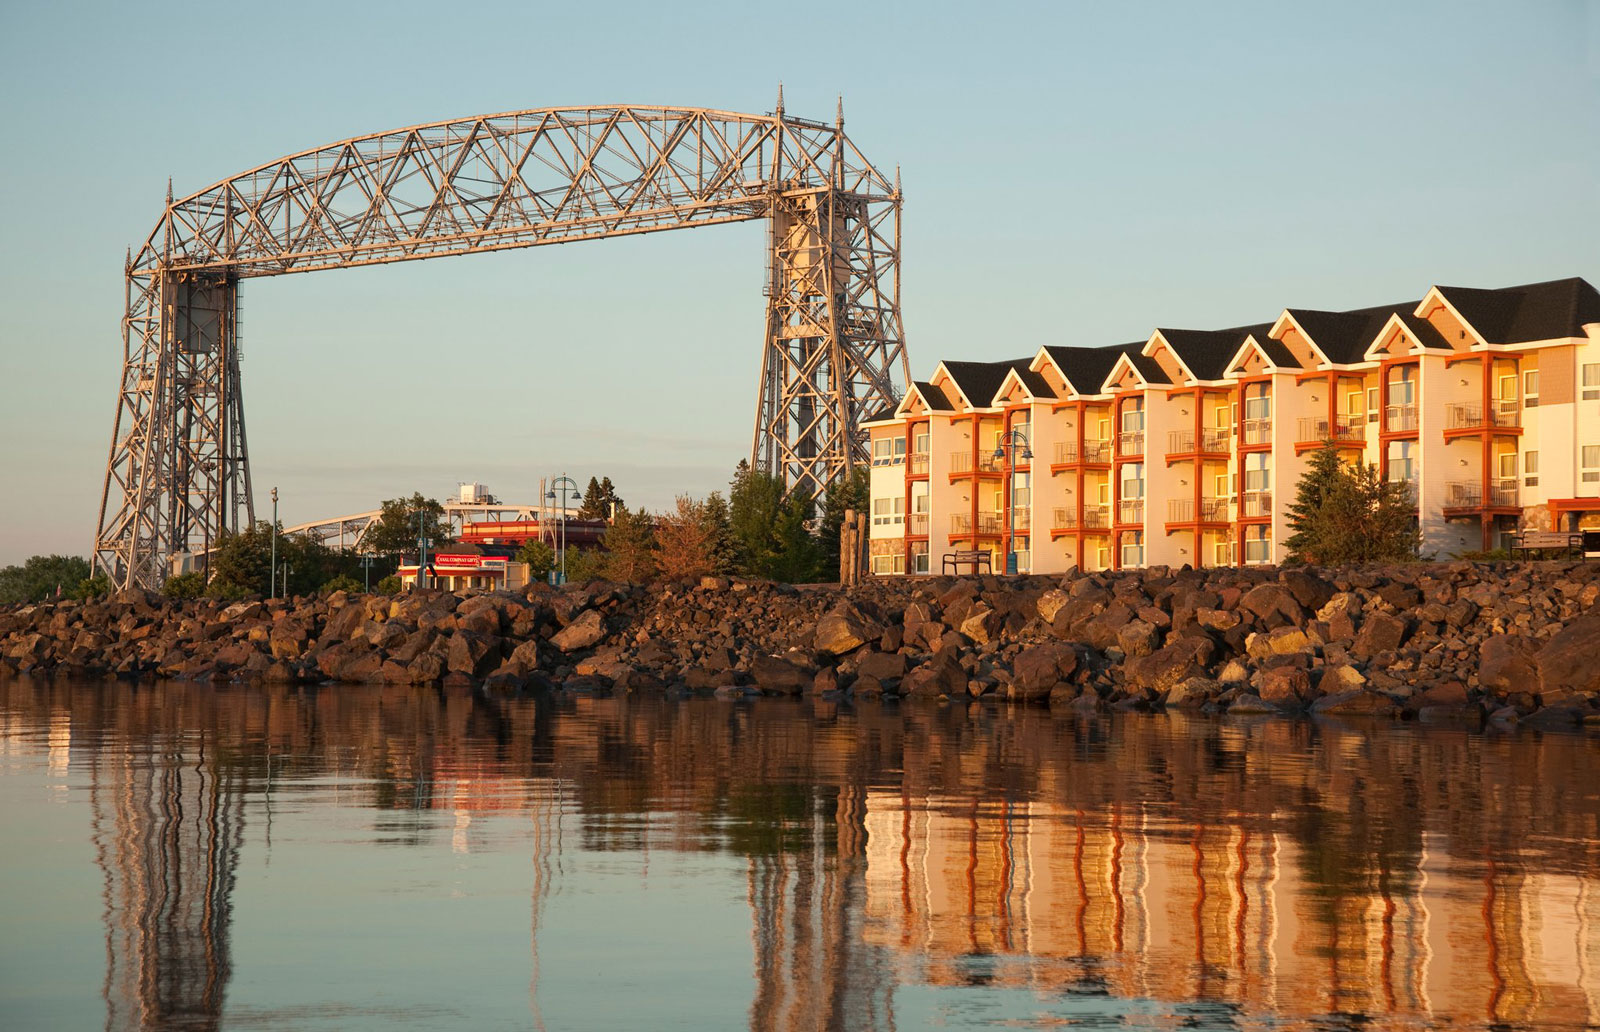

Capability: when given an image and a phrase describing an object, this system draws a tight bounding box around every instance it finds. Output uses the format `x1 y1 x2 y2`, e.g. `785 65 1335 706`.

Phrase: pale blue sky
1 0 1595 563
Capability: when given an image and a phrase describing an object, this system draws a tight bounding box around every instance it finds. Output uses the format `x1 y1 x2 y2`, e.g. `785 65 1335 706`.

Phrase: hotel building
865 276 1600 574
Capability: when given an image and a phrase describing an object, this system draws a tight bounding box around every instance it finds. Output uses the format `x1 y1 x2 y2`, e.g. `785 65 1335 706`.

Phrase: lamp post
358 554 377 592
546 474 578 585
993 429 1033 576
415 508 430 591
270 487 278 599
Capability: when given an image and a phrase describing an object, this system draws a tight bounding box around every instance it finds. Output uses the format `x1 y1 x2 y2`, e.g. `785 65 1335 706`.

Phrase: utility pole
270 487 278 599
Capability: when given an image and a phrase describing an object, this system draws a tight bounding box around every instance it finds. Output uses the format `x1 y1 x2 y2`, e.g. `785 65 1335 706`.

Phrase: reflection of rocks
3 561 1600 726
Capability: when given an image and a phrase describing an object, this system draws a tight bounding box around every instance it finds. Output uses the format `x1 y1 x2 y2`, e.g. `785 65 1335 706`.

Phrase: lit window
1244 526 1271 565
1524 370 1540 406
1525 450 1539 488
872 496 904 527
1120 530 1145 568
1584 445 1600 484
1584 364 1600 401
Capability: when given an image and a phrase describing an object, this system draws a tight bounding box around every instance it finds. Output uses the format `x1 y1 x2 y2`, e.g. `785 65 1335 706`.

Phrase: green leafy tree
376 574 402 595
515 539 557 580
1286 443 1421 564
163 571 205 599
0 555 93 603
600 504 657 583
73 573 112 600
320 574 364 594
815 465 869 582
364 494 450 556
207 522 275 597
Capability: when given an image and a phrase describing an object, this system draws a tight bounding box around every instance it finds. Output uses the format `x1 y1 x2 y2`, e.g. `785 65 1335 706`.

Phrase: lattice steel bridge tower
93 95 909 589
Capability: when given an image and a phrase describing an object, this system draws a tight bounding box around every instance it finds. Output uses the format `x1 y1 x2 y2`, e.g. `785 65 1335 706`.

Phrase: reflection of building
861 792 1600 1027
90 739 244 1032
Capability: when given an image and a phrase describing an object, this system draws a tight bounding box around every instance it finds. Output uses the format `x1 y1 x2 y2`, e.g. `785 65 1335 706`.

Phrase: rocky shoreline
3 562 1598 728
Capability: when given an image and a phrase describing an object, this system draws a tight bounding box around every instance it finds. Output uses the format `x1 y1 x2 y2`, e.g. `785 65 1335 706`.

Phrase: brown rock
901 652 965 698
1479 634 1538 696
1010 643 1079 702
1116 620 1160 658
551 609 607 652
1536 608 1600 698
814 603 879 656
1352 611 1409 660
749 654 815 694
1126 636 1213 693
1311 690 1400 718
1259 665 1311 706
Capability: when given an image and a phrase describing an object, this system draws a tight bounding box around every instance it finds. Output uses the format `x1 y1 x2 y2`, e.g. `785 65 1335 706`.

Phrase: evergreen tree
771 492 821 583
728 460 783 576
701 491 736 575
600 504 658 583
815 465 869 582
654 495 715 581
578 477 606 520
1286 443 1420 564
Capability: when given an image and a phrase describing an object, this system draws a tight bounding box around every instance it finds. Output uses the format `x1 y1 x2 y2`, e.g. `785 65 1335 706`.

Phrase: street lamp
545 474 578 585
993 429 1033 576
415 508 430 591
270 487 278 599
358 554 377 592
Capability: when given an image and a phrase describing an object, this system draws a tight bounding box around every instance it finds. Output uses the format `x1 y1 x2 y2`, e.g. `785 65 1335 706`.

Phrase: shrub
515 539 556 579
163 572 206 599
376 575 402 594
320 574 364 594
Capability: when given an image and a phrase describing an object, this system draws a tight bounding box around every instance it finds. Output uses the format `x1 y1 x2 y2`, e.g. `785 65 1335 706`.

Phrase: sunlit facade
867 276 1600 573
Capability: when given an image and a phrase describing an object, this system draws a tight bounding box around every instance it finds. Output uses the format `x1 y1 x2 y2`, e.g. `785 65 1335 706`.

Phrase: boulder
551 609 607 652
1036 589 1071 625
447 632 501 678
1229 693 1276 714
1126 636 1214 693
1536 608 1600 698
959 605 1000 645
1258 665 1311 707
1352 611 1408 660
1010 643 1079 702
814 603 879 656
856 651 909 684
1478 634 1538 696
749 654 815 695
1239 584 1304 628
1116 620 1160 658
901 652 966 698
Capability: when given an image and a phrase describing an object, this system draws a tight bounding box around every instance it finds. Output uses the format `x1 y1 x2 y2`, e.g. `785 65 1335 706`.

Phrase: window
1584 445 1600 484
872 496 904 527
1387 440 1418 488
1215 473 1230 498
1244 383 1271 421
1387 366 1416 407
1215 405 1231 429
1584 364 1600 401
912 551 930 574
914 428 930 454
1011 471 1031 511
1120 530 1145 568
1097 417 1110 441
1366 386 1380 422
872 553 905 575
1214 538 1233 566
1524 369 1540 407
1498 373 1517 401
1347 390 1364 417
871 436 906 466
1244 526 1271 565
1097 481 1111 505
1498 452 1517 479
1525 450 1539 488
1095 544 1111 571
1121 462 1146 499
1244 453 1270 494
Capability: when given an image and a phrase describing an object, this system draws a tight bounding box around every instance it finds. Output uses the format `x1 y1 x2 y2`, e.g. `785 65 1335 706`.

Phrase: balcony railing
1117 431 1145 457
1054 441 1078 465
1167 428 1233 456
1118 499 1145 525
949 451 1000 474
1240 491 1273 518
1242 418 1272 446
1168 497 1235 523
1385 405 1418 432
909 452 930 475
1052 507 1076 530
1083 505 1111 529
908 513 929 536
1296 415 1364 444
951 512 1003 535
1009 508 1032 532
1444 479 1519 509
1083 439 1112 463
1445 402 1521 431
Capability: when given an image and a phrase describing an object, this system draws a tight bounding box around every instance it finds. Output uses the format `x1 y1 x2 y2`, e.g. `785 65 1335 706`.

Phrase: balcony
1443 479 1519 510
1385 405 1419 433
949 451 1000 475
1117 431 1145 457
1052 507 1077 530
909 452 930 476
1083 505 1111 530
1117 499 1145 525
908 513 929 536
1054 441 1078 465
1167 428 1233 457
951 512 1002 536
1241 418 1271 446
1083 439 1112 463
1167 497 1234 523
1445 402 1521 432
1008 508 1032 532
1240 491 1273 518
1296 415 1364 445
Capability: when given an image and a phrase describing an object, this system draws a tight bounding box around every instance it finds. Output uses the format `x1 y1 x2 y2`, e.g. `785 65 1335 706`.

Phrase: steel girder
93 104 909 589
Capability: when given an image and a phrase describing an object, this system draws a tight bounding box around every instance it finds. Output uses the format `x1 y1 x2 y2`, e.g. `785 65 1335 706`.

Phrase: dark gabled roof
1040 343 1142 394
1012 366 1057 400
860 405 898 424
1433 277 1600 344
1395 312 1452 352
939 359 1033 408
1257 337 1302 369
911 380 955 412
1125 352 1172 386
1283 304 1407 365
1156 324 1271 380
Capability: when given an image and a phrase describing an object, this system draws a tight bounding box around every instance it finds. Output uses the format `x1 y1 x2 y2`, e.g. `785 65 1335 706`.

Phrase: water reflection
2 679 1597 1030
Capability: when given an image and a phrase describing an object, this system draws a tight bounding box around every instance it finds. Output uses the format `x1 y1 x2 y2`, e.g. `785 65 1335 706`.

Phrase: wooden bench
1512 530 1582 560
942 550 993 576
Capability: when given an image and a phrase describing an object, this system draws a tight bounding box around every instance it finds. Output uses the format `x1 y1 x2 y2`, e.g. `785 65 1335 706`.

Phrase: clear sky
0 0 1595 565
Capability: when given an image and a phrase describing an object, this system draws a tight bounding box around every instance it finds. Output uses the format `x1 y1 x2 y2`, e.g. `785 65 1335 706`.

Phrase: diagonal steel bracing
95 103 909 589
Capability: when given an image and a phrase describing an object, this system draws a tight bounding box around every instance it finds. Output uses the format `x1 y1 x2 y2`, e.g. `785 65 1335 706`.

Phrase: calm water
1 679 1597 1032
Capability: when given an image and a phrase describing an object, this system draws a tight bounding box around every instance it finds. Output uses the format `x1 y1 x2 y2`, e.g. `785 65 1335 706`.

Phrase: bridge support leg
94 267 252 590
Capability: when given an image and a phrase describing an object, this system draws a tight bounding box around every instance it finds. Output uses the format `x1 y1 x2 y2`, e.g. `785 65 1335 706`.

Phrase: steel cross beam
93 103 909 589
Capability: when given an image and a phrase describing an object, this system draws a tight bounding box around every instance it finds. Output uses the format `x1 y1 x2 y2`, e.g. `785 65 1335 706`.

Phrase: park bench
942 550 993 576
1512 530 1582 560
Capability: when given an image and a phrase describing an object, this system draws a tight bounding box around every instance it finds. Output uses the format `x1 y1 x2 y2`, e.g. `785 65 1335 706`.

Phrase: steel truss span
93 100 909 588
